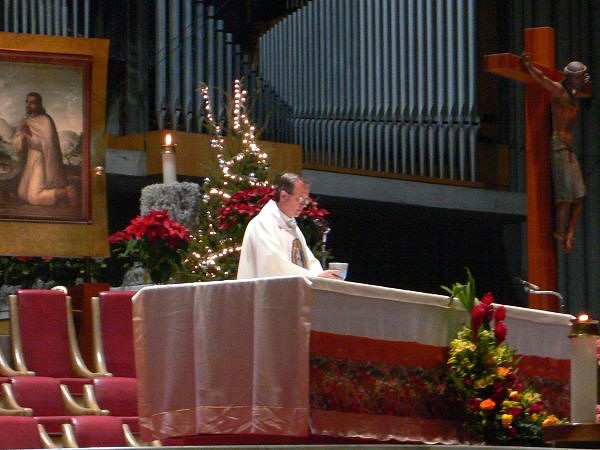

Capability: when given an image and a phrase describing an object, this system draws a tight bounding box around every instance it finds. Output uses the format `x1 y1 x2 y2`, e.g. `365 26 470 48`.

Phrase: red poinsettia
217 185 330 234
109 210 190 283
218 186 275 230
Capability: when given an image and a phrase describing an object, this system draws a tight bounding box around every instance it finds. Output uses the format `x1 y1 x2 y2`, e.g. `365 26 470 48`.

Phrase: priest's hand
317 269 344 280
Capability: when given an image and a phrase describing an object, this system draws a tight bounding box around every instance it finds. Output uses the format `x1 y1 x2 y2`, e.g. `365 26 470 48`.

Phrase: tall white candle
161 133 177 184
569 314 599 423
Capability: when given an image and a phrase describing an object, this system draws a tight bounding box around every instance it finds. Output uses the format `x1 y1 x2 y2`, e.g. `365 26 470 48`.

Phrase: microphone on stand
321 227 331 268
514 277 566 313
514 277 540 292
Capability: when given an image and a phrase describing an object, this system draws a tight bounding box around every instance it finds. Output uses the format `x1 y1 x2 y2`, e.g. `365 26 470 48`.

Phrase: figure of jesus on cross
484 27 592 311
521 52 590 252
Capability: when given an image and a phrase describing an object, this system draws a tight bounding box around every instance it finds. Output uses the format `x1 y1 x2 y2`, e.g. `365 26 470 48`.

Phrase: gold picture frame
0 32 109 257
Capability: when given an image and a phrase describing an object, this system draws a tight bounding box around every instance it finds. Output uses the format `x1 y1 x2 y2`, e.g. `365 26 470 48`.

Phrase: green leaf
442 268 477 314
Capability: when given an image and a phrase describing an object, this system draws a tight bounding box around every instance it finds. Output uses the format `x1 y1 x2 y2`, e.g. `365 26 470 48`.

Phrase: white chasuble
237 200 323 279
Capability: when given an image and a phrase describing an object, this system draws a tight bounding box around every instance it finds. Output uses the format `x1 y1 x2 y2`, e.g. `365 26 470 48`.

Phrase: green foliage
0 256 107 287
442 267 477 313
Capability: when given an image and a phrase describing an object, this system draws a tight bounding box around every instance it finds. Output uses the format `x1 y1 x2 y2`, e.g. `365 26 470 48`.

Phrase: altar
132 276 573 444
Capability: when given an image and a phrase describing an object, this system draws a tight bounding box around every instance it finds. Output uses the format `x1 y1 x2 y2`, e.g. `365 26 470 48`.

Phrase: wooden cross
483 27 591 312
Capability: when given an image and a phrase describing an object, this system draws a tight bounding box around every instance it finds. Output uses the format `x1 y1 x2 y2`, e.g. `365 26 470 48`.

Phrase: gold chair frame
8 294 108 377
90 295 111 375
37 423 57 449
1 382 108 416
61 421 161 448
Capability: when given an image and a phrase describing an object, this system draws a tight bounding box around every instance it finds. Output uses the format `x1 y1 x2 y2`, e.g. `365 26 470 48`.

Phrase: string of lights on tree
180 79 272 281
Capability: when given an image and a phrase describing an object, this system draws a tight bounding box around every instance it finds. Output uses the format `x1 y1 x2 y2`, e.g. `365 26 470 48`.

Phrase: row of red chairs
3 289 136 382
0 375 139 432
0 415 157 448
0 289 142 447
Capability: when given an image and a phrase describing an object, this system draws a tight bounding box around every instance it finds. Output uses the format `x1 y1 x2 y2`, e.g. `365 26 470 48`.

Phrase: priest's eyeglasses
294 194 309 206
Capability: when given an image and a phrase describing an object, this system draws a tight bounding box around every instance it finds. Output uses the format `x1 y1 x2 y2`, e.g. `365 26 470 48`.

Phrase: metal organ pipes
258 0 480 181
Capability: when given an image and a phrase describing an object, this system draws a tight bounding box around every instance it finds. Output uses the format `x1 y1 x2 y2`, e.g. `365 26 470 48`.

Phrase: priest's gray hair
275 172 309 201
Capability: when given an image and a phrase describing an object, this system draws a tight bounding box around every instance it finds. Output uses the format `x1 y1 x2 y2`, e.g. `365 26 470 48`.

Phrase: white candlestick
569 316 599 423
161 133 177 184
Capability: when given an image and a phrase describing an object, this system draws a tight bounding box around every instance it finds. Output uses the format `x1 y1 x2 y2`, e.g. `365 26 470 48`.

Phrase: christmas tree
180 79 330 281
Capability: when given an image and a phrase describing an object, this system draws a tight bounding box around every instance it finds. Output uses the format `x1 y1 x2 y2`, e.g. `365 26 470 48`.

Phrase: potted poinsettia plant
109 209 190 284
444 270 563 445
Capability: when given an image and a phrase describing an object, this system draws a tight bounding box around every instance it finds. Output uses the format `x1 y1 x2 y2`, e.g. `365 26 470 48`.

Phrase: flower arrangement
109 209 190 284
444 270 562 446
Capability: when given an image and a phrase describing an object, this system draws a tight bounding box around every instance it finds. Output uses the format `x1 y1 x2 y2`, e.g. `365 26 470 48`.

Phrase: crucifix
483 27 591 312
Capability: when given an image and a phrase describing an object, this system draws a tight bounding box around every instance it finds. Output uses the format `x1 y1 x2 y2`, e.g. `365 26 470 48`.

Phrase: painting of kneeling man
0 58 89 223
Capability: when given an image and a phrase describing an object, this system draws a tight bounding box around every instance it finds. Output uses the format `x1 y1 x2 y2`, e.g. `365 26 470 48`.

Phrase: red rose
509 407 522 417
493 380 505 392
529 402 543 414
468 397 481 409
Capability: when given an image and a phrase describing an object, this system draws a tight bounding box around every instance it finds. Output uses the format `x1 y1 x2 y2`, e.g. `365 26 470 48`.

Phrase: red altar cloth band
310 330 570 380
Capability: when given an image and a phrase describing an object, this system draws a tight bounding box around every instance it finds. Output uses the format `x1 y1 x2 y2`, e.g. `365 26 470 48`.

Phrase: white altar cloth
132 276 573 442
310 277 573 359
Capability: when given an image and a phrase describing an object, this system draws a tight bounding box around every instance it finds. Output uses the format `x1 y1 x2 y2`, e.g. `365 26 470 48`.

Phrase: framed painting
0 50 91 223
0 32 110 257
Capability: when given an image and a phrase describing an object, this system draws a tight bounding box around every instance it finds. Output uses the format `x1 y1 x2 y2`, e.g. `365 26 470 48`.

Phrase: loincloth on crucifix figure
522 53 590 253
549 133 585 250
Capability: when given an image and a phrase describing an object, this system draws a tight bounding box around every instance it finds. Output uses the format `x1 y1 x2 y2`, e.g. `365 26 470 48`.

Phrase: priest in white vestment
237 173 341 280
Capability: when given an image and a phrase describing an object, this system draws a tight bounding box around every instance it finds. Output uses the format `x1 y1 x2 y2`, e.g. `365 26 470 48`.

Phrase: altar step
77 445 587 450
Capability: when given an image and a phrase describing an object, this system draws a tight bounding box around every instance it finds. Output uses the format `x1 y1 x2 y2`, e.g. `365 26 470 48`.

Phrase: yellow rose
474 379 486 389
509 390 520 401
501 414 513 427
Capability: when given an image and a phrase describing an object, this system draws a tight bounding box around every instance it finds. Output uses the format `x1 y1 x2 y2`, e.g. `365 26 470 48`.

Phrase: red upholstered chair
86 292 140 431
9 289 106 394
61 416 159 448
3 376 107 433
84 376 139 432
0 416 55 449
91 290 137 377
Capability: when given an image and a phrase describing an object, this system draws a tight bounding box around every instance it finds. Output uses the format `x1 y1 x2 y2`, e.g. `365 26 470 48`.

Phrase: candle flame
165 133 172 146
578 313 589 322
